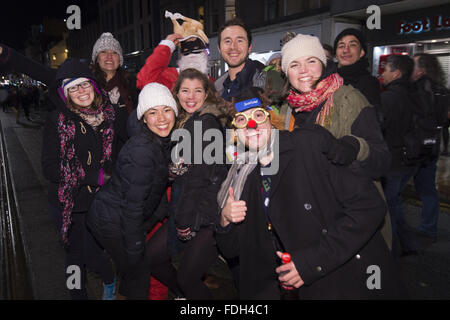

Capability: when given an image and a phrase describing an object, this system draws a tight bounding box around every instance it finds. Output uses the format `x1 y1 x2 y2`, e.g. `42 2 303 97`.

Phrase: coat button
264 197 270 207
356 254 361 260
316 266 322 272
322 229 328 235
304 203 312 211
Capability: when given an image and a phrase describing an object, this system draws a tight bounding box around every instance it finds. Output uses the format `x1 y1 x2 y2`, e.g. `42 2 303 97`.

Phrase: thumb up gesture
220 187 247 227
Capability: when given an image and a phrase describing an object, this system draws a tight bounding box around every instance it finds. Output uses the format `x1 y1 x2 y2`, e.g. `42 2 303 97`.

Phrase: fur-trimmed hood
197 101 233 128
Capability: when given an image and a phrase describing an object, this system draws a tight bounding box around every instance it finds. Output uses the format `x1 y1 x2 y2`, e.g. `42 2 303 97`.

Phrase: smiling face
335 35 365 67
97 50 120 74
287 56 323 93
143 105 176 137
68 81 95 108
176 78 208 114
235 107 272 151
218 25 252 70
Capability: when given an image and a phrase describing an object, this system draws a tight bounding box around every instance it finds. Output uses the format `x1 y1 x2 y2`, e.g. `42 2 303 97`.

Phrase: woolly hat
281 34 327 73
333 28 367 56
137 83 178 120
61 77 90 98
266 52 282 66
92 32 124 66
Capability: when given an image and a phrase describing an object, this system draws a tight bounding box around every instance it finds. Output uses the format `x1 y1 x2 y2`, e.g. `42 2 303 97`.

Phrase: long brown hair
173 68 220 128
281 60 327 99
91 62 131 89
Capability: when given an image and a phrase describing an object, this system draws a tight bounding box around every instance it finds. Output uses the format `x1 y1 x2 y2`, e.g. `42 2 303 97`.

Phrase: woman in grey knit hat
91 32 138 161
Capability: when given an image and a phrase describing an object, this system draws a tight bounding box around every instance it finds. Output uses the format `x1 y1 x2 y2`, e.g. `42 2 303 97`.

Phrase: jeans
383 167 418 256
414 159 440 237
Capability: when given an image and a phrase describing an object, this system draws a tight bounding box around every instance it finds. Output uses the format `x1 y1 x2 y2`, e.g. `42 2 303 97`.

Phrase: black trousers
49 204 115 300
146 222 218 300
93 234 153 300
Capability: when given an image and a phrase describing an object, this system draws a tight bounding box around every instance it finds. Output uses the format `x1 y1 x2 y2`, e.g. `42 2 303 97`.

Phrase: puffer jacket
87 124 172 262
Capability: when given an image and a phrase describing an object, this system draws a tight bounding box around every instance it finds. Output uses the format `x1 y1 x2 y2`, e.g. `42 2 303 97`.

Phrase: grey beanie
92 32 124 66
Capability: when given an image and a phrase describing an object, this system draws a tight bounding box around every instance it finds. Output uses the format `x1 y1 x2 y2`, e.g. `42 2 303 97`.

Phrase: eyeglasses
68 81 92 93
232 108 270 129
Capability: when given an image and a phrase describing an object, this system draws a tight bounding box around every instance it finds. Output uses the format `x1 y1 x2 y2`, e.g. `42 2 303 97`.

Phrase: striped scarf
287 73 343 127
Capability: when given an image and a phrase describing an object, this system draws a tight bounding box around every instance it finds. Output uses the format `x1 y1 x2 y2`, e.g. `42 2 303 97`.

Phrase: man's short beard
178 51 209 75
224 54 249 69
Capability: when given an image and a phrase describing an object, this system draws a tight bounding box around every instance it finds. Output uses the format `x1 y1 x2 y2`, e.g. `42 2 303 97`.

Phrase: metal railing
0 122 33 299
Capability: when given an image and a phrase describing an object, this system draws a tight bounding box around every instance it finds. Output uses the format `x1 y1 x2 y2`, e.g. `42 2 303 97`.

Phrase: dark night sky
0 1 87 50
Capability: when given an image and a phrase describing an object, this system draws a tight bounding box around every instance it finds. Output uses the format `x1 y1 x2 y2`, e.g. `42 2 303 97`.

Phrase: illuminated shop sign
397 15 450 35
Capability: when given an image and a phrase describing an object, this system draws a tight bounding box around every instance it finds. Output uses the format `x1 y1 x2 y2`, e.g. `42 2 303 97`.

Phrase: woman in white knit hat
279 34 393 250
87 82 181 299
143 68 232 299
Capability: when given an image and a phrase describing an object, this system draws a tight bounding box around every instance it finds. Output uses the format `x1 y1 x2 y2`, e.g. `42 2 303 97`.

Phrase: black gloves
322 135 360 166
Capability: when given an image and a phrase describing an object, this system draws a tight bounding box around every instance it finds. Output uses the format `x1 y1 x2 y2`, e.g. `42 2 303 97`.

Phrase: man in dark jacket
410 54 449 242
380 54 418 257
334 28 382 117
215 18 283 105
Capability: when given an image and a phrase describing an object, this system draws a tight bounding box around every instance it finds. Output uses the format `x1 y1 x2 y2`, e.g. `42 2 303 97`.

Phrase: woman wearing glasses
216 86 401 299
0 44 118 299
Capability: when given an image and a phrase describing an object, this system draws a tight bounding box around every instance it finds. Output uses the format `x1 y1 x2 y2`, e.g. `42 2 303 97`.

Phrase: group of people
0 83 46 122
0 12 448 300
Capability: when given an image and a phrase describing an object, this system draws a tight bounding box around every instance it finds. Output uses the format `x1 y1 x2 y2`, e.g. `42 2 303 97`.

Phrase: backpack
401 78 449 165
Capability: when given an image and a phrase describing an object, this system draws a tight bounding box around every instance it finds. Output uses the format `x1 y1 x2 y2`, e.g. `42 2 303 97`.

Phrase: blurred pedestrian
410 53 450 242
380 54 418 257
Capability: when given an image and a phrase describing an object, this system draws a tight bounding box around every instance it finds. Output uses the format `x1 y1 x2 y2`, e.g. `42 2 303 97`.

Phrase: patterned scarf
57 101 115 245
287 73 343 127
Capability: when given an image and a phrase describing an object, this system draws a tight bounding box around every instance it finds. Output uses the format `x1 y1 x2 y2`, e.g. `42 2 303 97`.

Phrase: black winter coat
87 124 171 262
174 104 229 231
216 126 401 299
0 45 127 212
380 79 415 172
337 58 381 109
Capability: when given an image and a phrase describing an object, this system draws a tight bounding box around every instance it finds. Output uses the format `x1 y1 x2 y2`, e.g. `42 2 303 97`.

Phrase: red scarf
287 73 344 127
